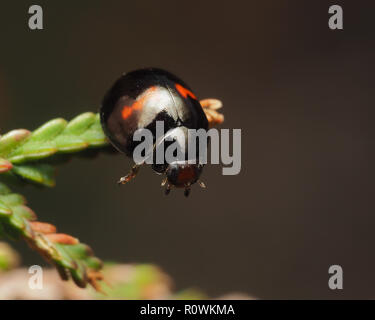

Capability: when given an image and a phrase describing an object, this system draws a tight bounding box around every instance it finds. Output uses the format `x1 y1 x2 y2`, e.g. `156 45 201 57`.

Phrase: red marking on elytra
175 83 197 100
177 166 195 184
121 86 157 120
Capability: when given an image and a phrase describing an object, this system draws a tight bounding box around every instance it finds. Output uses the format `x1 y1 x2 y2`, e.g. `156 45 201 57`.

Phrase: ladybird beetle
100 68 224 196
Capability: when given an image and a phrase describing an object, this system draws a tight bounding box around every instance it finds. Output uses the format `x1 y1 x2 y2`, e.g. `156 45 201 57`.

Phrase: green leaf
30 118 67 141
0 158 13 173
54 136 89 153
12 164 56 187
0 129 31 158
0 200 12 216
64 112 97 134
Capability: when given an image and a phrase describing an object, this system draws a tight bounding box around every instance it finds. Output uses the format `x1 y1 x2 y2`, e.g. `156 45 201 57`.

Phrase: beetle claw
198 180 206 189
118 163 141 185
165 184 171 195
184 183 191 197
184 187 191 197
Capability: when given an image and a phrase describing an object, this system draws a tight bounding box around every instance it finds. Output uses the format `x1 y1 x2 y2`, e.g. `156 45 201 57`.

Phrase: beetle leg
198 180 206 189
184 187 191 197
184 183 191 197
161 177 167 186
117 163 142 185
200 98 224 127
165 183 171 195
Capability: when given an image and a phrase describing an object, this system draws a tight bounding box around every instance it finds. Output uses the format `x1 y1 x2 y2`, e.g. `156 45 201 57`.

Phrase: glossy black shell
100 68 208 157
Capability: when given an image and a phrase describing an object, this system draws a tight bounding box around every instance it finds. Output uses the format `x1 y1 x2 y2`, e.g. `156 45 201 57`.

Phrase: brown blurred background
1 0 374 299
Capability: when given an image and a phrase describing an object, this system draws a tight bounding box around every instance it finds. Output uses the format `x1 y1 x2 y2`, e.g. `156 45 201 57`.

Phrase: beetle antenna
118 163 142 185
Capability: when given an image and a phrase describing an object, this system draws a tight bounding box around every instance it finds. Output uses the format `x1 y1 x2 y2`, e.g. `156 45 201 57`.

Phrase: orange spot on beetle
175 83 197 100
121 86 157 120
121 106 132 119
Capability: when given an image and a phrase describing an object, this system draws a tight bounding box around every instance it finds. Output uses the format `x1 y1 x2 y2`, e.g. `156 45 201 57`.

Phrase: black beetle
100 68 223 196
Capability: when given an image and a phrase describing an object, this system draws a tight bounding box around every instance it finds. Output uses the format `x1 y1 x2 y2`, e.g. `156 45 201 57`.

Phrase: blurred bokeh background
0 0 374 299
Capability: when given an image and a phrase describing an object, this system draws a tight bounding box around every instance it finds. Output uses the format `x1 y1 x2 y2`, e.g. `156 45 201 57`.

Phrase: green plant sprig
0 112 111 290
0 112 109 186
